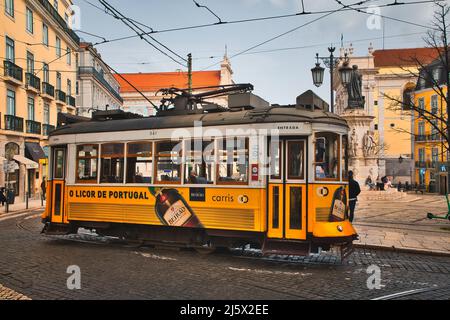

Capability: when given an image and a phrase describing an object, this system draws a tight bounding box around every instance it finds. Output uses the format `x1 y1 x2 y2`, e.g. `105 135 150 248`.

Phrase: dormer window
432 67 440 83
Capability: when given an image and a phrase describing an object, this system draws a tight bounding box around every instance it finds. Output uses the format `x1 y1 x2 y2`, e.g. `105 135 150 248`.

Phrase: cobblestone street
0 210 449 300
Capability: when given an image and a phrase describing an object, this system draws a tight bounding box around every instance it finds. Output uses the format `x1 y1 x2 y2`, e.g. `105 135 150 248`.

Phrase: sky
73 0 448 105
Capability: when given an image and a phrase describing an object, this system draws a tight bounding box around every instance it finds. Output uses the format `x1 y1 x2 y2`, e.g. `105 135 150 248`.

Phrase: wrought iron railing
26 120 42 134
26 73 41 91
56 89 66 103
42 82 55 97
4 60 23 82
66 95 76 107
38 0 80 44
4 115 24 132
42 124 56 136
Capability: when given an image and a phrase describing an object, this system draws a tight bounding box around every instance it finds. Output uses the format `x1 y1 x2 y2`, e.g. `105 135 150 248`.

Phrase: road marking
371 287 439 300
228 267 312 276
134 251 177 261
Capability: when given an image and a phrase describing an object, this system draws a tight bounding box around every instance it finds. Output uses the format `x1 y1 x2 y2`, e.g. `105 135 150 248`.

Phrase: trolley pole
188 53 193 95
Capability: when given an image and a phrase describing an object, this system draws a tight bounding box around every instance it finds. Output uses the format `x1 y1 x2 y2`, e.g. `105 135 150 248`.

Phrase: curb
354 243 450 258
0 207 44 221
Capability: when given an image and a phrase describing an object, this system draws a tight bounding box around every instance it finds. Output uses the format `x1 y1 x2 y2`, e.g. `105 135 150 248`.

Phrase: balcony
4 115 24 132
42 124 56 136
66 95 76 107
56 90 66 104
4 60 23 85
414 134 445 142
415 161 439 169
78 67 123 103
42 82 55 100
26 120 42 135
38 0 80 44
25 73 41 93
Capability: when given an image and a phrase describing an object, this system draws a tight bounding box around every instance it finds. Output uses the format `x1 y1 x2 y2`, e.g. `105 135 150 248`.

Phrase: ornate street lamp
338 58 352 86
311 47 350 113
311 54 325 87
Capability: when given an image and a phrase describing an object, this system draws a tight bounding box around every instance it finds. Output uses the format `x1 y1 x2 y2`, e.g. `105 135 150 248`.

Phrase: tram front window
315 133 339 180
126 142 153 184
218 138 249 184
100 143 125 183
185 140 214 184
155 141 182 183
76 144 98 183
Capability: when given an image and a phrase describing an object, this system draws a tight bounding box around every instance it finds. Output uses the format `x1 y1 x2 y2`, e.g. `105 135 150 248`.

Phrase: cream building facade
334 45 439 184
1 0 78 202
76 42 123 117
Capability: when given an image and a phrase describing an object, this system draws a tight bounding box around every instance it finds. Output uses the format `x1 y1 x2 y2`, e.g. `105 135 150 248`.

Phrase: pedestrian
0 188 6 207
41 178 47 201
348 171 361 223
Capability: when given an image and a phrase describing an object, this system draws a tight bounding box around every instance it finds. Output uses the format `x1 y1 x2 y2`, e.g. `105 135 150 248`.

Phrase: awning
13 155 39 169
25 142 46 162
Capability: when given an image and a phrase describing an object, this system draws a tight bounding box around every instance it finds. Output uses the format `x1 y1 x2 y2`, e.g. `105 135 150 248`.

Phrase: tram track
371 285 450 300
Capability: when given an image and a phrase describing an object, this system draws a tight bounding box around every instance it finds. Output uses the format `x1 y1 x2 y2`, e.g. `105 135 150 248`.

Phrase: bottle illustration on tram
149 187 204 228
330 186 347 222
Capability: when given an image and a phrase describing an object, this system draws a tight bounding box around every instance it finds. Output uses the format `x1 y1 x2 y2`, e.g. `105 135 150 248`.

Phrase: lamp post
311 47 352 113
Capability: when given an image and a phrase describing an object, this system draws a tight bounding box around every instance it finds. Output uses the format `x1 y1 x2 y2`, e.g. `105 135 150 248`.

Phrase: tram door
268 139 307 240
50 147 66 224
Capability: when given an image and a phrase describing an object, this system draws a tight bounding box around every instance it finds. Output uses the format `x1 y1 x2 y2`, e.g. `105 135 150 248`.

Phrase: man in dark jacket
0 188 6 206
348 171 361 223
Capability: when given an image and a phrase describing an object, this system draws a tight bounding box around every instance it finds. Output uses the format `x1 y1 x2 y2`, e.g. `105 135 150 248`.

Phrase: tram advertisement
149 187 204 228
66 186 262 230
330 186 347 221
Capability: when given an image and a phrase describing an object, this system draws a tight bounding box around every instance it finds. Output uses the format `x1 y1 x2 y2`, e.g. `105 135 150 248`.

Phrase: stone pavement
353 193 450 255
0 199 45 218
0 284 30 300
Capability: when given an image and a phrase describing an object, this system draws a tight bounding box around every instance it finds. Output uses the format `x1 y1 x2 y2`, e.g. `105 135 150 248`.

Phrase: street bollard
26 192 29 210
41 193 44 207
5 199 8 214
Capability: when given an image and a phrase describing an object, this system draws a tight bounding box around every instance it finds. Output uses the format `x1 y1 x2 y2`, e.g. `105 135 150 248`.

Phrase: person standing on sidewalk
348 171 361 223
41 178 47 201
0 188 6 207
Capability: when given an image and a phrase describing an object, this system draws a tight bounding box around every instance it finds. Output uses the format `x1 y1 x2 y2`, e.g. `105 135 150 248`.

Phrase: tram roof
50 106 348 137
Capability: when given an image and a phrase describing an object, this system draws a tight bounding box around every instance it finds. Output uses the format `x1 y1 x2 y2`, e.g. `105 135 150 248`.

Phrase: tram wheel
194 246 217 255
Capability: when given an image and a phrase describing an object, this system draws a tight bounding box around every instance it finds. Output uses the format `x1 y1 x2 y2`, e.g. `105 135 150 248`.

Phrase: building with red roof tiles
115 55 234 116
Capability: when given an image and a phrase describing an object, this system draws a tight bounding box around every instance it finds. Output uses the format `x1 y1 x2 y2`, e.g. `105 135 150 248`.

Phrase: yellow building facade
1 0 78 202
413 84 448 193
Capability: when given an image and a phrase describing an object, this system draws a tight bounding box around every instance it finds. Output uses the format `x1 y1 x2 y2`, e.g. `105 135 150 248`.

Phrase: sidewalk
353 192 450 256
0 199 45 218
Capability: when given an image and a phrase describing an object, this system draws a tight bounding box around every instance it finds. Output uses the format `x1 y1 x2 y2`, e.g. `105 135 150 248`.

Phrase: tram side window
315 133 340 180
126 142 152 184
217 138 249 184
185 140 214 184
155 141 182 184
342 135 349 180
76 145 98 183
100 143 125 183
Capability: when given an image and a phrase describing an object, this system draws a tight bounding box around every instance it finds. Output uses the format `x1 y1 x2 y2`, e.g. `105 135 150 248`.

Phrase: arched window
5 142 19 160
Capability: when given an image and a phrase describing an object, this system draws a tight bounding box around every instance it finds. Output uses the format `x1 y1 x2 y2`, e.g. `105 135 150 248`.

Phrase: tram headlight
337 225 343 232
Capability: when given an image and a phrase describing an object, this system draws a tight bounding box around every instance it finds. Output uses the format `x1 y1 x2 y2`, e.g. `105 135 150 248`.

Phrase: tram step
262 239 310 256
41 223 71 235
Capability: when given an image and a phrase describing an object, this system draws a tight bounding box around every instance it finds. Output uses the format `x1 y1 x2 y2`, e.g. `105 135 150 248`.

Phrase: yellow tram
42 86 357 257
